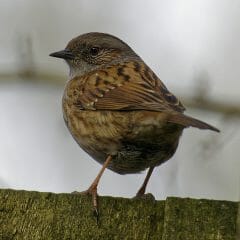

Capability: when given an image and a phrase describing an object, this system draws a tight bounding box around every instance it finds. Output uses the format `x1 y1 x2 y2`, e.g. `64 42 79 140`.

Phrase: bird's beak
49 49 75 60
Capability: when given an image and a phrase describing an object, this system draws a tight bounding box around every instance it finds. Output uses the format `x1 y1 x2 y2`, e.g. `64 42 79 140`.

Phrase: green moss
0 189 164 239
0 189 238 239
162 197 238 240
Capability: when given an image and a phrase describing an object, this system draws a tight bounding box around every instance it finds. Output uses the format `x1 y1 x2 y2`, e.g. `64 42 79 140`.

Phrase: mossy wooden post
0 189 238 239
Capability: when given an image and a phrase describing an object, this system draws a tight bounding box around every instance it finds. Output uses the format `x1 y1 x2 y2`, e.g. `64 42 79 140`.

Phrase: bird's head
50 32 139 78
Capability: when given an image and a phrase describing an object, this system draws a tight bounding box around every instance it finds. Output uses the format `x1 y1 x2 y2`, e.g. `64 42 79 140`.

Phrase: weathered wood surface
0 189 238 239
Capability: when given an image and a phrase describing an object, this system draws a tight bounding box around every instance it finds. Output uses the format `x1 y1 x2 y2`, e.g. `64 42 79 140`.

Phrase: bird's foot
133 192 155 201
72 186 99 222
71 188 97 196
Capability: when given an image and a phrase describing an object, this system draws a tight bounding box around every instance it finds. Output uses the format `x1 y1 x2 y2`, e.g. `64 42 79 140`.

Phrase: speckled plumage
50 32 219 211
62 62 184 174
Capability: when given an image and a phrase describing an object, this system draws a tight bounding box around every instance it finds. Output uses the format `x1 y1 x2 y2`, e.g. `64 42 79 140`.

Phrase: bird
50 32 219 213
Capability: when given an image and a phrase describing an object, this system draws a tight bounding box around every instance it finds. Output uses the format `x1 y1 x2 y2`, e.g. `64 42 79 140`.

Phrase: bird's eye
90 47 100 56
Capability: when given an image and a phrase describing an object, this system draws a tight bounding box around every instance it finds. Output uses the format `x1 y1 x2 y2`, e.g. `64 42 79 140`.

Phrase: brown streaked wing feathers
76 62 219 132
81 61 185 112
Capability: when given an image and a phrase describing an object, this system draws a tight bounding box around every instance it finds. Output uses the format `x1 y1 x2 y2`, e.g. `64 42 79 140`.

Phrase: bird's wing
76 61 185 113
72 61 219 132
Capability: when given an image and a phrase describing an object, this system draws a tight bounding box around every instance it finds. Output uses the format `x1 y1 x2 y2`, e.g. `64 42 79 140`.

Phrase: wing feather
69 61 219 132
77 61 185 112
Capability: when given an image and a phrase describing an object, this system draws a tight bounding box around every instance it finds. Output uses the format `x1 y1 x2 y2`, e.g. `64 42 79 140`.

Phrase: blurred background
0 0 239 201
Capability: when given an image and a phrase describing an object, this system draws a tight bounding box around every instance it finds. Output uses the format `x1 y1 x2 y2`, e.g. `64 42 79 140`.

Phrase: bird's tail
168 113 220 132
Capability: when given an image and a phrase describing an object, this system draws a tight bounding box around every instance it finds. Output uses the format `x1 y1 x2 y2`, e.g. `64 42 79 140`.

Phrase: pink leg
135 167 154 197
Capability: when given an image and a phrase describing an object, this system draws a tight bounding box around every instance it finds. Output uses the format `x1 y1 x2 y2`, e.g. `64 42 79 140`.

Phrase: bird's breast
62 95 183 174
62 97 133 157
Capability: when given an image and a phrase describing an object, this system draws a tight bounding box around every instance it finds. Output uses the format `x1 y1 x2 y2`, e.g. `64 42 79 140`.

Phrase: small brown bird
50 32 219 212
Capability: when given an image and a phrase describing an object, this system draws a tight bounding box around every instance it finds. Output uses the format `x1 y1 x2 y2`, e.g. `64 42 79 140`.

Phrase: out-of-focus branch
1 35 239 118
0 71 240 118
181 96 240 117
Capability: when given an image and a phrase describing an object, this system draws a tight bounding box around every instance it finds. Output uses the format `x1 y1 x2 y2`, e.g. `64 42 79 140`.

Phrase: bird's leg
73 155 112 215
135 167 154 198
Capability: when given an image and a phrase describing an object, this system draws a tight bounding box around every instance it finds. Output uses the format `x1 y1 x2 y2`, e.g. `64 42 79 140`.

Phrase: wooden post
0 189 238 239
